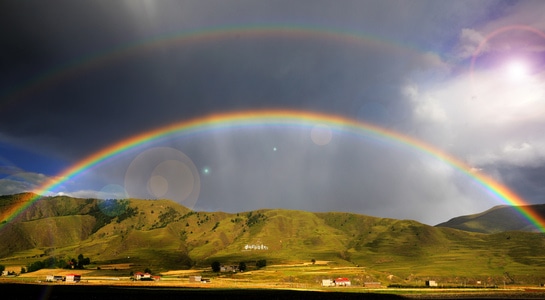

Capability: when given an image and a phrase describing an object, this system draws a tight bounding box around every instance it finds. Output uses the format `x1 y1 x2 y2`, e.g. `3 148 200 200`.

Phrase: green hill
1 193 545 283
435 204 545 233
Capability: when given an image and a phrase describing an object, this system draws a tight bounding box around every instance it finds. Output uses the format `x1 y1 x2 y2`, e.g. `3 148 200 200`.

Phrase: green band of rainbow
2 109 544 232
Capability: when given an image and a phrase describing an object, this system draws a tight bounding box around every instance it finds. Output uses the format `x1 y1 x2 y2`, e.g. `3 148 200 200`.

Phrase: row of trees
24 254 91 273
211 259 266 272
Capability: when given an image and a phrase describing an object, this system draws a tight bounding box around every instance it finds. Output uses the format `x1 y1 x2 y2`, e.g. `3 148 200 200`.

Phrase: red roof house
335 277 351 286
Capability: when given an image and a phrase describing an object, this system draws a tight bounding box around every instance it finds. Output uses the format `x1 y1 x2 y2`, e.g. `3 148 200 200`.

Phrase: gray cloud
1 0 544 225
0 168 59 196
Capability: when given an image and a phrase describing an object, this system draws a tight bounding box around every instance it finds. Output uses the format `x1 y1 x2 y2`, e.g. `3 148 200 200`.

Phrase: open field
3 263 545 300
2 279 545 300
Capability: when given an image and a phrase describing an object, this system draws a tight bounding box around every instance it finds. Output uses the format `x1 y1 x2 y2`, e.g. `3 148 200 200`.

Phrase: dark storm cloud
1 0 544 224
1 5 429 159
1 0 488 155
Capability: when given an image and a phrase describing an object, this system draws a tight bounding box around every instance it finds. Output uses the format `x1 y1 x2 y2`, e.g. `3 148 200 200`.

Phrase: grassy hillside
1 193 545 284
436 204 545 233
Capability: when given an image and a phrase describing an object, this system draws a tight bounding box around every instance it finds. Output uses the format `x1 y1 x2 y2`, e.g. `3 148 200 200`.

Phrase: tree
56 259 67 269
238 261 247 272
211 261 221 272
144 267 152 274
76 254 91 269
0 264 4 275
256 259 267 269
27 260 45 272
311 258 316 265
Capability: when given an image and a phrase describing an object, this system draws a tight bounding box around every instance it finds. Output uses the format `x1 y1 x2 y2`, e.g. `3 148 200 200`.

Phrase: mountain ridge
435 204 545 233
2 193 545 279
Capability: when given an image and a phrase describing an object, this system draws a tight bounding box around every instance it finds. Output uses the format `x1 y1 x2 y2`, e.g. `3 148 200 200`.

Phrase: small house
65 274 81 282
321 279 335 287
189 275 209 283
426 280 438 287
134 272 152 281
45 275 65 282
335 277 351 286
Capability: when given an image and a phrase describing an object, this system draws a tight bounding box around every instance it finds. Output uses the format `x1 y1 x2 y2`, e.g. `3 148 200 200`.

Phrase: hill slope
435 204 545 233
1 193 545 280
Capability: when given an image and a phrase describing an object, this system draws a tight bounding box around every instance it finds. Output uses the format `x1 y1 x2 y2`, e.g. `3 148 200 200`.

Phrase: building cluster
321 277 351 287
220 265 239 272
243 244 269 250
321 278 383 288
45 274 81 282
133 272 160 281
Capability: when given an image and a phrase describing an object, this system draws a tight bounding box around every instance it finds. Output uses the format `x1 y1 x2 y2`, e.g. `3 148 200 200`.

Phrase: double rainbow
1 25 543 230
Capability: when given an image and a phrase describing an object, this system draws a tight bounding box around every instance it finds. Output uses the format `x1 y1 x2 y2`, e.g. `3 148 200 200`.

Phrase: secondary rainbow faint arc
1 24 420 110
2 109 544 232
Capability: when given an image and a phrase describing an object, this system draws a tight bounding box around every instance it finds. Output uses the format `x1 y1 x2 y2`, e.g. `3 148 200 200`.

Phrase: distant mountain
435 204 545 234
2 193 545 279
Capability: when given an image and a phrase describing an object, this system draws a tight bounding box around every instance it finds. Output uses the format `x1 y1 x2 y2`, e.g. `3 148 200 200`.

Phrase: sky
1 0 545 225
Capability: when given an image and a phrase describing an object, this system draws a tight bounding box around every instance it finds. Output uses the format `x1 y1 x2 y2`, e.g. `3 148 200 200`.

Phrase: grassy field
3 263 545 300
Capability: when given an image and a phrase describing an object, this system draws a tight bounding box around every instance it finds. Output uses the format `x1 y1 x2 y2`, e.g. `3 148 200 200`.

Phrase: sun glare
505 60 528 81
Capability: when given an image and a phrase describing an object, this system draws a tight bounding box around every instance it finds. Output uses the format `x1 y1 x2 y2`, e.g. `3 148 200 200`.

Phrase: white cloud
501 142 545 166
456 28 489 59
58 189 128 200
404 60 545 169
469 141 545 168
408 90 448 124
0 171 60 196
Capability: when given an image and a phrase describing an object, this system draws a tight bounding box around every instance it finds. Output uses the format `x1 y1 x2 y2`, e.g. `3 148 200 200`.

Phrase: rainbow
2 109 545 232
1 24 421 109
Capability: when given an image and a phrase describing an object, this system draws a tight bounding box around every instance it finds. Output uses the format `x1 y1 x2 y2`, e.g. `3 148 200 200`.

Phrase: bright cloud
404 85 448 124
405 58 545 170
468 141 545 168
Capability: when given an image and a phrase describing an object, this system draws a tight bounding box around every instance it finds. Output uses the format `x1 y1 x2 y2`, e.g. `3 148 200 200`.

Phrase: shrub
256 259 267 269
211 261 221 272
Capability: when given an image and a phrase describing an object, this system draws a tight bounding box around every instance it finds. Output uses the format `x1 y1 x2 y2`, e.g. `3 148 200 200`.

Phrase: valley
2 193 545 291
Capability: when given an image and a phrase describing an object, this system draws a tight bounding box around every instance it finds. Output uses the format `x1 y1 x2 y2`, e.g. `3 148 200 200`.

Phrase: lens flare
124 147 200 208
310 124 333 145
98 184 128 199
147 174 169 198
